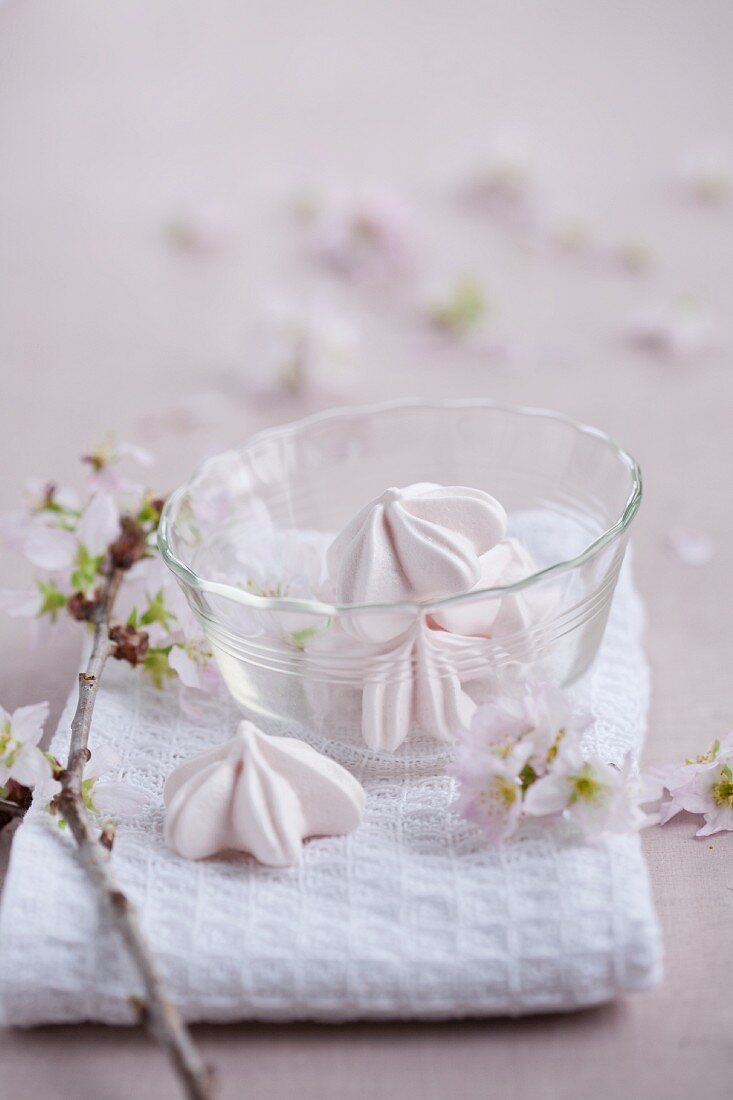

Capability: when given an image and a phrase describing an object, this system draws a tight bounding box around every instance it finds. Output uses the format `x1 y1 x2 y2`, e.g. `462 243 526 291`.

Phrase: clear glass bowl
158 400 641 762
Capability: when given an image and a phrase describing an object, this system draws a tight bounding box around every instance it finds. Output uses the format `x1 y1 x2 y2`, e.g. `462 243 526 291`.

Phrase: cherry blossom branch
56 567 215 1100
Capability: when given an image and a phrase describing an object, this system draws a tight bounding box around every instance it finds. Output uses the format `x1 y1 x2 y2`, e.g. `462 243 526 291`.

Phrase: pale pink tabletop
1 2 732 1097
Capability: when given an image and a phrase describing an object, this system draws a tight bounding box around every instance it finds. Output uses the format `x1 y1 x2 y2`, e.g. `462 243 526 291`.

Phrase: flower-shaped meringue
163 721 365 866
325 482 507 642
362 620 476 751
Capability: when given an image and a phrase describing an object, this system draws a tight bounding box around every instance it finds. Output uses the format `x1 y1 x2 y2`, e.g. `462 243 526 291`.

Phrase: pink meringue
326 482 507 642
164 721 365 866
431 537 552 638
362 620 476 751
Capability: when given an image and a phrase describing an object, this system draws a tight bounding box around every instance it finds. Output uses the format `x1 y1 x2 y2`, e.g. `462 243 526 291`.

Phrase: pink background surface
1 2 732 1097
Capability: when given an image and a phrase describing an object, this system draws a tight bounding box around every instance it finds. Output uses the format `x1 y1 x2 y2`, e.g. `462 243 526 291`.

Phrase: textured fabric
0 563 661 1026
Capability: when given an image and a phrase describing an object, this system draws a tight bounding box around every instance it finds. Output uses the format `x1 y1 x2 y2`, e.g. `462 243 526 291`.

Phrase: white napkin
0 562 661 1025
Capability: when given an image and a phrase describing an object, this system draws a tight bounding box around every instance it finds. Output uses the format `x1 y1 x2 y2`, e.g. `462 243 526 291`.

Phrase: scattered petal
666 527 715 566
678 149 731 205
626 300 714 360
164 201 230 253
460 139 534 217
92 781 150 817
245 294 361 397
294 183 414 281
425 277 488 336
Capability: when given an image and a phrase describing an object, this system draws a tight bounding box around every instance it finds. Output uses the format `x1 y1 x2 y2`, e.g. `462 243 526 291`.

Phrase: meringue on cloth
325 482 507 642
164 721 365 866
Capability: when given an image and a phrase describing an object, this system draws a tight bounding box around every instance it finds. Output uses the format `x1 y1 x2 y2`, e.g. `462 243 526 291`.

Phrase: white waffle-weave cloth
0 562 661 1025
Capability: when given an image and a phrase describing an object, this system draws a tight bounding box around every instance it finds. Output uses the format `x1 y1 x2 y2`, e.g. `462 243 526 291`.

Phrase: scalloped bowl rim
158 398 642 619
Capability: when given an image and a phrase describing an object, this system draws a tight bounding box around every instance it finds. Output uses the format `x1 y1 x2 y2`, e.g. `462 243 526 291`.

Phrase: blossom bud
109 516 147 570
109 623 150 666
67 590 102 622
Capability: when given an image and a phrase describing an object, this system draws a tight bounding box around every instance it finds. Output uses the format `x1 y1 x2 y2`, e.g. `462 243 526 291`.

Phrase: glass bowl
158 399 641 763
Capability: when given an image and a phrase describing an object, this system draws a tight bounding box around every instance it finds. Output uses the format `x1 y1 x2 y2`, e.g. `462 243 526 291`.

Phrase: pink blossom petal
85 743 121 780
92 781 150 817
626 303 713 359
9 743 52 787
658 796 685 826
164 202 230 254
23 478 81 513
637 772 664 807
678 149 731 204
87 468 142 496
177 685 208 720
77 493 120 556
117 442 154 467
523 773 570 816
0 589 43 617
10 701 49 745
303 185 414 281
34 777 61 805
24 524 75 571
0 511 31 552
696 805 733 837
666 527 715 566
566 797 614 839
142 622 170 648
199 663 221 693
168 646 201 689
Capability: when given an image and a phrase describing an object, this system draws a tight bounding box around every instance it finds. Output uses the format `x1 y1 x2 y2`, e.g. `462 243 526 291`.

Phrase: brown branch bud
110 889 131 913
99 824 117 853
67 589 103 621
109 516 147 570
129 995 149 1025
109 624 150 666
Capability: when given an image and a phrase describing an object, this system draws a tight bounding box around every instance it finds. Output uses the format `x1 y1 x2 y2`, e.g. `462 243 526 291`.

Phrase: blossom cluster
292 184 414 283
2 437 217 699
0 699 147 823
450 681 660 844
0 437 220 820
656 736 733 837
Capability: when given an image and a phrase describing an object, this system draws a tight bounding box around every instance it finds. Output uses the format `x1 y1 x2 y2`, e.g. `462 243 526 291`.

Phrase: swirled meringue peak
163 721 365 867
431 537 554 638
326 482 507 642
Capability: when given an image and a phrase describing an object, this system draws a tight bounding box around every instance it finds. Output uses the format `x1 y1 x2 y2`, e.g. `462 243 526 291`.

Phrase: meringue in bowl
158 400 641 762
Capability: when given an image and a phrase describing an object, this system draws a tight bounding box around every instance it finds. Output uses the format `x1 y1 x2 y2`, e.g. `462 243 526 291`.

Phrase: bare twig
56 568 215 1100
